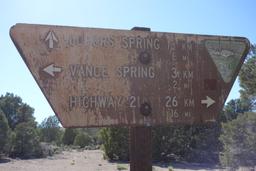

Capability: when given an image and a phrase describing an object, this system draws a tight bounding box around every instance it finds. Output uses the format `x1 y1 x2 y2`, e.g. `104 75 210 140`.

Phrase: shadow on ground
108 159 224 170
155 161 223 170
0 158 11 164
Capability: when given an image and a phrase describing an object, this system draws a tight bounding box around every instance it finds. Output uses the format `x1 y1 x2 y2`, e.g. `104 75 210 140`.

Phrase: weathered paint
10 23 250 127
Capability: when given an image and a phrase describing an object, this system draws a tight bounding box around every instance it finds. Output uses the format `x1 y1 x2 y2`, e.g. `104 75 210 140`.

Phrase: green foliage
81 128 101 145
74 132 92 148
39 115 62 144
100 125 220 163
168 166 174 171
0 93 40 159
12 122 42 158
153 126 191 161
0 93 65 159
239 55 256 96
40 115 60 128
100 127 129 160
219 112 256 168
0 109 10 155
220 98 251 123
117 164 128 170
40 142 61 157
0 93 36 130
153 125 220 163
62 128 78 145
239 45 256 110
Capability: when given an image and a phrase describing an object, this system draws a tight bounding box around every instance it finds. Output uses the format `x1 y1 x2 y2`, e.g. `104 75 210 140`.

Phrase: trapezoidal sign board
10 23 250 127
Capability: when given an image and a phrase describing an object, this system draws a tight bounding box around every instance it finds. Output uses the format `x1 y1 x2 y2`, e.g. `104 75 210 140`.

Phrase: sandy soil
0 150 225 171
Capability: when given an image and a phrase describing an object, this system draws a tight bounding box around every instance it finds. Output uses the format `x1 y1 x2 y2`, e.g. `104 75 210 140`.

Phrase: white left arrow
201 96 215 108
43 64 62 77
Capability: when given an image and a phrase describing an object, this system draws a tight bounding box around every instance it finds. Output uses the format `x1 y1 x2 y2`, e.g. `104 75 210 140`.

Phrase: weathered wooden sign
10 24 250 127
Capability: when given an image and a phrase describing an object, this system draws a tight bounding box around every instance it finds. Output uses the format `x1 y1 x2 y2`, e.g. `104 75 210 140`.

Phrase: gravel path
0 150 226 171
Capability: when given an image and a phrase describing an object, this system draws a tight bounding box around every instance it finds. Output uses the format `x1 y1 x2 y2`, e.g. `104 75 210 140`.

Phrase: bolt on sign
10 24 250 127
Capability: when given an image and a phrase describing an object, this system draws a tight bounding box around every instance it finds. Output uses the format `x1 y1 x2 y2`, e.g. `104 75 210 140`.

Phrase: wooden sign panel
10 24 250 127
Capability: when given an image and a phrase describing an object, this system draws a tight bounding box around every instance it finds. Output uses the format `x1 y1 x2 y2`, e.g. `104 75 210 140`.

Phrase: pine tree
0 109 10 156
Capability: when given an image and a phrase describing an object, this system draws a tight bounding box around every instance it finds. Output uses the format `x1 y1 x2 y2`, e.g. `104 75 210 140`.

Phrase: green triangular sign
205 39 247 83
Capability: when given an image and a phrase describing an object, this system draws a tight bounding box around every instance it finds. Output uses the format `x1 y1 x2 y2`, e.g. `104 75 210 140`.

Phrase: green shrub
39 115 62 145
100 125 220 163
62 128 78 145
117 164 128 170
40 142 61 157
153 124 220 163
0 93 37 130
168 166 174 171
100 127 129 161
219 112 256 168
12 122 42 158
74 132 92 148
0 109 10 156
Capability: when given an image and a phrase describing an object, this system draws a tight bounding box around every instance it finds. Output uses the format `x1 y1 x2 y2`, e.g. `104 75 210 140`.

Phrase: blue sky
1 0 256 124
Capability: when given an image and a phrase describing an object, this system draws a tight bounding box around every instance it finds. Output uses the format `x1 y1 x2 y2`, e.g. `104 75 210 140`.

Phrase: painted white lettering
154 39 160 49
121 36 160 50
89 96 97 108
171 67 179 79
70 65 77 78
117 96 123 107
167 109 179 118
65 34 115 48
172 52 177 61
182 55 188 61
167 39 176 53
117 66 155 78
121 36 129 49
98 96 107 108
173 80 178 89
184 111 191 117
129 96 136 108
149 67 155 78
69 96 77 109
136 37 143 49
82 96 89 108
184 98 195 107
183 70 193 79
69 96 124 110
130 66 136 78
165 96 178 108
108 96 115 108
69 64 109 79
117 67 122 77
84 65 93 77
129 37 135 48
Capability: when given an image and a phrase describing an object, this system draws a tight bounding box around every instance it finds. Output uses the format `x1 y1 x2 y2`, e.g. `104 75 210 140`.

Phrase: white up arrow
201 96 215 108
43 64 62 77
44 30 58 49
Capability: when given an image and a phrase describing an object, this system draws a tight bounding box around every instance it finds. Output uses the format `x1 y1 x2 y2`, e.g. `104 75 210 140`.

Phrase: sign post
129 27 152 171
10 23 250 170
130 126 152 171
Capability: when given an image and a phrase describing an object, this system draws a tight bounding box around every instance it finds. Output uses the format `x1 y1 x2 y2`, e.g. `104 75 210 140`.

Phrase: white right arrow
43 64 62 77
201 96 215 108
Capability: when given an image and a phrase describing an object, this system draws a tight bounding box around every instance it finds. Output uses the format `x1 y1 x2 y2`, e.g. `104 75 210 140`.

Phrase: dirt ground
0 150 226 171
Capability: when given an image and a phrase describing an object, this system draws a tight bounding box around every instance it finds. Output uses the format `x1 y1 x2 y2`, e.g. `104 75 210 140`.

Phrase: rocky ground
0 150 238 171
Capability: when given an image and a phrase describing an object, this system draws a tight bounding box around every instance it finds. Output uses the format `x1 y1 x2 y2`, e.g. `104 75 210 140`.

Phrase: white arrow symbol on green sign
43 64 62 77
201 96 215 108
